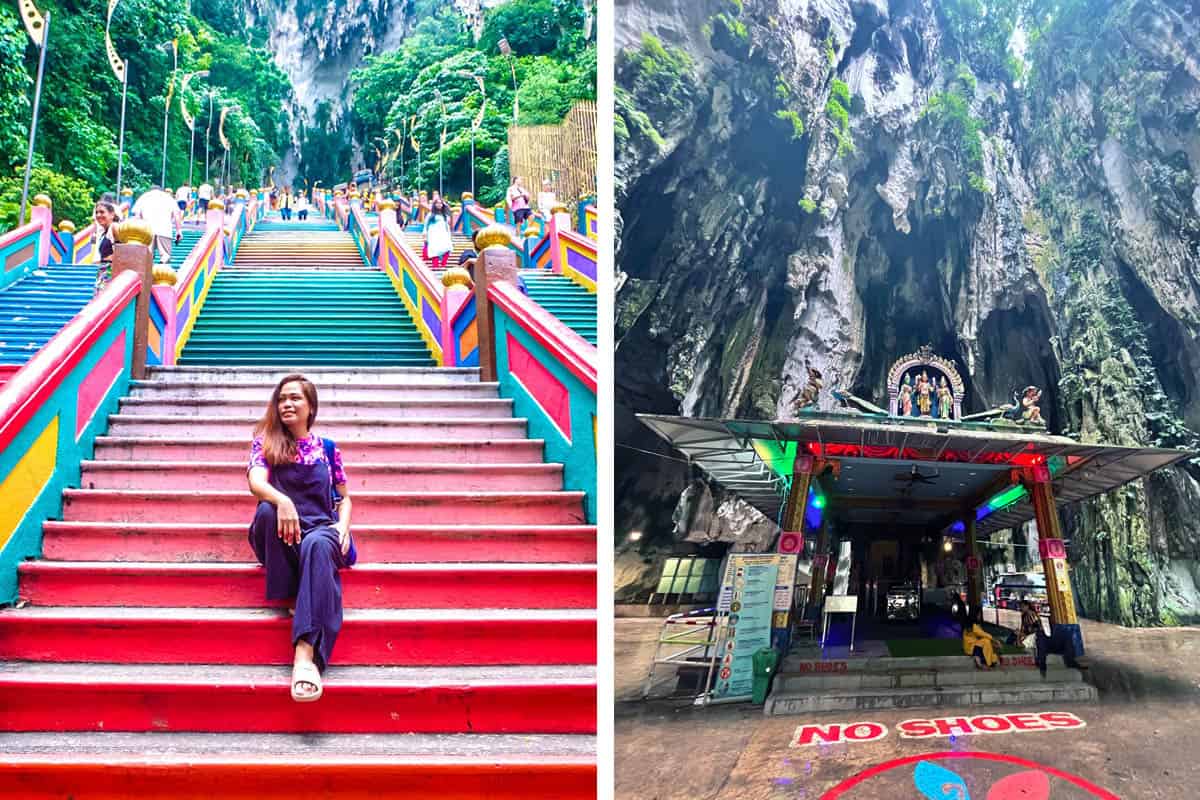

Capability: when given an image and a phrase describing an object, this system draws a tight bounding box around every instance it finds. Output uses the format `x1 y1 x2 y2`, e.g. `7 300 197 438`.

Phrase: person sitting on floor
962 607 1003 670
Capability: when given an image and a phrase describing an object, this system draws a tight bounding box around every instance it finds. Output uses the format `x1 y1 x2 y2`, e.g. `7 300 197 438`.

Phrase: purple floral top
248 433 347 486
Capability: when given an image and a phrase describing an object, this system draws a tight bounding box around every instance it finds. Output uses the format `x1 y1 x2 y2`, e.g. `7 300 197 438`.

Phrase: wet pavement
615 616 1200 799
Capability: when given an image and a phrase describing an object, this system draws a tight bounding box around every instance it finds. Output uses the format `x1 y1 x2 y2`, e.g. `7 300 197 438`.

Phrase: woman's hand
336 522 351 556
276 496 301 545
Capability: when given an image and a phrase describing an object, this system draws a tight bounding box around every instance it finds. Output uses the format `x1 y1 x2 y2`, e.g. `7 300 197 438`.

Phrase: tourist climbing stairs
0 263 96 388
168 227 205 271
403 229 474 270
0 215 597 795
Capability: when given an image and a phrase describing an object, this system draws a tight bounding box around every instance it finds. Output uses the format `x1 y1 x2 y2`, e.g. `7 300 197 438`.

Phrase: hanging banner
18 0 45 47
713 554 779 699
104 0 125 82
179 71 209 132
410 114 420 153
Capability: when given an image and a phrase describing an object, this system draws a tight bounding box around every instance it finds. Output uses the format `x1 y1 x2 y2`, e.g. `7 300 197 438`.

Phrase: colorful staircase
0 363 597 794
0 209 596 794
519 270 598 345
168 227 205 271
0 263 96 388
179 222 433 366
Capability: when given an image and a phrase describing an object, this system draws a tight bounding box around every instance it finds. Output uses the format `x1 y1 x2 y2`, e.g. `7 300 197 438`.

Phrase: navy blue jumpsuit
248 458 347 672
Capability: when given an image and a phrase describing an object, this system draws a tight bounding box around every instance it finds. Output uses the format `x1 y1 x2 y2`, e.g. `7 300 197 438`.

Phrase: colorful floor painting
820 752 1118 799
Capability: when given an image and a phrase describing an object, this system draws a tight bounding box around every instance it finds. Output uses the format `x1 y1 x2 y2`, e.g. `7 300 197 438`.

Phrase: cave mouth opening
976 303 1063 433
849 184 967 406
1116 260 1200 430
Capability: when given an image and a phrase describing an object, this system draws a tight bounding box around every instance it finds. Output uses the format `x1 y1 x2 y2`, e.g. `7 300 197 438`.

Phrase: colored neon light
977 484 1028 521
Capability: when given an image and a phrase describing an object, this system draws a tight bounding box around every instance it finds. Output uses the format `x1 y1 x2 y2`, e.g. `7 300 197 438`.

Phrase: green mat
885 638 1027 658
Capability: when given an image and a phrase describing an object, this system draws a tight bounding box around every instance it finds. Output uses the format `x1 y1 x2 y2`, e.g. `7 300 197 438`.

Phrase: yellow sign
18 0 45 47
105 0 125 82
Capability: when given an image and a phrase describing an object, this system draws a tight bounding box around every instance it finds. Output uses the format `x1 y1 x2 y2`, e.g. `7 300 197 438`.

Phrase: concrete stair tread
64 488 583 500
765 681 1098 716
1 606 597 621
0 660 594 685
0 730 596 762
22 560 594 574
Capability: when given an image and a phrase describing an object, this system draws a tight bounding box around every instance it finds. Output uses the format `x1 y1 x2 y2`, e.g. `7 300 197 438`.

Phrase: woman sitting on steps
247 373 354 702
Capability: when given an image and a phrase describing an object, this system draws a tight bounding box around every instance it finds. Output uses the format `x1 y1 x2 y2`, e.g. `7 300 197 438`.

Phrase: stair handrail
70 222 99 264
346 201 375 267
375 205 461 365
171 215 226 364
0 201 54 291
474 241 597 523
550 215 598 293
0 266 146 602
580 201 597 239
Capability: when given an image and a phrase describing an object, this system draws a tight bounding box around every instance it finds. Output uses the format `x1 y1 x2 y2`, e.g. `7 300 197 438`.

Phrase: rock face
245 0 421 180
615 0 1200 625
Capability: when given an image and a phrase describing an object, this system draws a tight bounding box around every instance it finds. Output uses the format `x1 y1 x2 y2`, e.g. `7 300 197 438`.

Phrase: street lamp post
434 89 446 196
115 60 129 198
159 39 177 186
16 6 50 226
205 90 215 184
455 71 486 199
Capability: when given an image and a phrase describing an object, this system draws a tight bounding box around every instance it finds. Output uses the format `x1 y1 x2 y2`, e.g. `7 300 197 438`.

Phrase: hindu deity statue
937 376 953 419
916 371 934 416
795 363 824 411
898 374 914 416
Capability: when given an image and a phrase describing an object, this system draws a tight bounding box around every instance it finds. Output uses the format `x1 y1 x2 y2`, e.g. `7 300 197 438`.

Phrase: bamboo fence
507 100 597 205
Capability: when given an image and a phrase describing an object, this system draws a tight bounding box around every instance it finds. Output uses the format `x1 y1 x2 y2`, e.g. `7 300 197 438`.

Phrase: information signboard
713 554 779 699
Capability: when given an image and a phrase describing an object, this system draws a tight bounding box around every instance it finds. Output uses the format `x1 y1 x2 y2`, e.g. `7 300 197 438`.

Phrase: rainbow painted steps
0 365 596 796
519 269 597 345
168 228 205 271
180 269 434 366
236 217 366 269
0 264 96 386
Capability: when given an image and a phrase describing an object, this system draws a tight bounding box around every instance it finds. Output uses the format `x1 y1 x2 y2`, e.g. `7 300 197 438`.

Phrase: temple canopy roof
637 412 1195 536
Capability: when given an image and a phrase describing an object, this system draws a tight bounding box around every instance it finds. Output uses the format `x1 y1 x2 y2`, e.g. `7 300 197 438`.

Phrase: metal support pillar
1023 466 1084 656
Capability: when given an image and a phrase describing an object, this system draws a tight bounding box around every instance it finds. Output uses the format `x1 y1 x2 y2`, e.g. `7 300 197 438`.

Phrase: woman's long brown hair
254 373 319 466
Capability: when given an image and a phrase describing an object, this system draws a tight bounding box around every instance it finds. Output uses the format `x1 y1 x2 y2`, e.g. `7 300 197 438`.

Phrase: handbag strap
321 437 343 506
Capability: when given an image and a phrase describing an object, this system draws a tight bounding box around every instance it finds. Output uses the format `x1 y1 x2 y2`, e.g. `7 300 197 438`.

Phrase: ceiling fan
894 464 940 485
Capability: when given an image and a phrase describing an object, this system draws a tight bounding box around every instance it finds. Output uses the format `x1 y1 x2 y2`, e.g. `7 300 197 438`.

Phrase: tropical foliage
348 0 595 205
0 0 288 228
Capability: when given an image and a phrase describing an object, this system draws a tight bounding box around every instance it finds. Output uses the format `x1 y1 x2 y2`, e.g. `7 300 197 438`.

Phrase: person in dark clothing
91 201 120 294
247 374 353 703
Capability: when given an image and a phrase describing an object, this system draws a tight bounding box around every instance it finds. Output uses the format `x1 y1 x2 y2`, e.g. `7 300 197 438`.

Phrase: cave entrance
636 411 1192 709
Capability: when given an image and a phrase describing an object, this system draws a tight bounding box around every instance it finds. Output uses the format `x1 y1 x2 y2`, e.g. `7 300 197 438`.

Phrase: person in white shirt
295 192 309 221
197 182 214 210
175 185 191 215
131 186 182 265
537 178 557 219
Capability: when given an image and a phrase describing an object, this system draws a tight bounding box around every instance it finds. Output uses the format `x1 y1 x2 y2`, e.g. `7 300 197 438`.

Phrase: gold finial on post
57 220 76 233
441 266 473 290
112 219 154 246
152 263 178 286
208 199 226 211
474 225 512 251
32 194 52 208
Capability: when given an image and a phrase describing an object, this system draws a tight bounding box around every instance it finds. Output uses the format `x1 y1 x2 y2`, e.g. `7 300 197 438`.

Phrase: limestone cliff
615 0 1200 624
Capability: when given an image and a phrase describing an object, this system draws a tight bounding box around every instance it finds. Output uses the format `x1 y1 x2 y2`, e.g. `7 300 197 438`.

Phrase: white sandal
290 661 323 703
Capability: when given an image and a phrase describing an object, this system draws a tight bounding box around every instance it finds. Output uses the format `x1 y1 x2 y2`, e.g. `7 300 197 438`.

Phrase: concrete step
0 606 597 665
18 561 595 609
104 415 528 439
116 397 512 419
61 489 586 525
145 366 480 383
128 379 501 401
0 662 595 734
764 681 1098 716
79 461 563 492
0 731 595 799
92 435 543 463
774 662 1083 692
40 521 597 563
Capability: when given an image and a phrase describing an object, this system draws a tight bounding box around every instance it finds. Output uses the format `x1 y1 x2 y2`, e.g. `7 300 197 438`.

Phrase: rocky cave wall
615 0 1200 624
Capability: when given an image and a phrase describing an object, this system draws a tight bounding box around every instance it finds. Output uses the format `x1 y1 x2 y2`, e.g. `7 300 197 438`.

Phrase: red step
130 380 502 401
61 489 587 525
0 607 597 665
105 415 528 439
40 522 597 563
93 436 547 464
0 663 595 734
19 562 597 609
0 364 19 390
118 397 515 418
79 461 564 492
0 733 596 800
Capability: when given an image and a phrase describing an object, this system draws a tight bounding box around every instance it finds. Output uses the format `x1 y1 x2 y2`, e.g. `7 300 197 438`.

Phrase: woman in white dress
424 198 453 269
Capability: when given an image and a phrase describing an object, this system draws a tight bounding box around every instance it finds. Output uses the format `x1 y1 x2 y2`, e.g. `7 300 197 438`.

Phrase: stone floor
615 615 1200 799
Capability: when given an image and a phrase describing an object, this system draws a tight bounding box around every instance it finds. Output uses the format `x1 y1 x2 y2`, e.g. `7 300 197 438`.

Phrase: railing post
549 205 571 275
30 195 53 267
474 226 521 383
57 221 76 265
110 222 154 380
